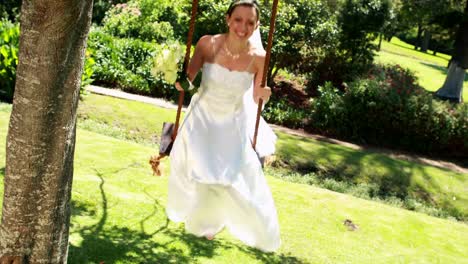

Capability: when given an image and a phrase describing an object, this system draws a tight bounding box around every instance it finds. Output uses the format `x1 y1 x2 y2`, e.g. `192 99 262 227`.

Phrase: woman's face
226 5 258 41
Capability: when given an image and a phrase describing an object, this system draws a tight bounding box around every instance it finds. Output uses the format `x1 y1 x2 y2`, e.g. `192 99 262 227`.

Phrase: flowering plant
151 43 188 86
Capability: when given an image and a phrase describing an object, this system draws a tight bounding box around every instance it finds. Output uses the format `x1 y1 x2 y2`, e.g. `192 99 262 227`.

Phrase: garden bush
101 0 188 42
92 0 129 25
309 64 468 156
87 29 183 101
0 0 20 22
0 18 19 102
263 96 308 129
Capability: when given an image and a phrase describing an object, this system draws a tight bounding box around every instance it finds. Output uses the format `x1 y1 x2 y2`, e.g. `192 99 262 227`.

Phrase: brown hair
226 0 260 21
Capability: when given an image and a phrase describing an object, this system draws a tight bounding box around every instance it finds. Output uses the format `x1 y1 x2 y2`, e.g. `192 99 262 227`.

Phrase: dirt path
86 85 467 174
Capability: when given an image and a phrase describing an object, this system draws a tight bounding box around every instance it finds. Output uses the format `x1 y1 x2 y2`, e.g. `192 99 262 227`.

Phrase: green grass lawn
376 37 468 100
77 94 468 221
0 96 467 263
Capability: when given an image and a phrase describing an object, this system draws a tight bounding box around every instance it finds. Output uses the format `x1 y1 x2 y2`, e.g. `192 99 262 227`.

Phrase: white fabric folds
166 62 280 252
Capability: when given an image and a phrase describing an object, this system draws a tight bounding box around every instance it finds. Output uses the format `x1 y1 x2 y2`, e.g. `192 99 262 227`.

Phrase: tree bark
435 0 468 103
415 24 423 50
436 60 465 102
0 0 93 263
421 30 431 52
378 33 383 51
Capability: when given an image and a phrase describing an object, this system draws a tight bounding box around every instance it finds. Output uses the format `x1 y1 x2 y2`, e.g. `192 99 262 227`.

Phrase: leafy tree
92 0 129 25
101 0 187 42
379 0 407 46
339 0 390 61
0 0 93 262
400 0 452 51
264 0 339 84
338 0 390 72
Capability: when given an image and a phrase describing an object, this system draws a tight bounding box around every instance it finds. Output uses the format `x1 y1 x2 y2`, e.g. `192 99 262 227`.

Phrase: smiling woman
164 0 281 252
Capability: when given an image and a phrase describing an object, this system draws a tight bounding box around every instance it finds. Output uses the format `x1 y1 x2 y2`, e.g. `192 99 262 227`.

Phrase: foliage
0 0 21 22
101 0 188 42
188 0 229 42
0 18 19 103
338 0 391 72
86 28 182 100
92 0 129 25
80 51 95 96
397 0 463 52
309 64 468 156
263 0 340 84
263 96 308 128
308 82 346 133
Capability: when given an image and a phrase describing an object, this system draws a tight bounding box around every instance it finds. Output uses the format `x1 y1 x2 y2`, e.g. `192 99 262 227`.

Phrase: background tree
435 0 468 103
0 0 93 262
379 0 407 48
400 0 451 51
265 0 339 84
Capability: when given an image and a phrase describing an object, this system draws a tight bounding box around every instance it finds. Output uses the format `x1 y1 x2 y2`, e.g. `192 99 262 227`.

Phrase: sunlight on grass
0 98 467 263
77 94 182 147
276 133 468 220
376 38 468 100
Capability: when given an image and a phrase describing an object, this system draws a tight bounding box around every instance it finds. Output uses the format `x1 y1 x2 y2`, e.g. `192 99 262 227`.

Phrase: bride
166 0 280 252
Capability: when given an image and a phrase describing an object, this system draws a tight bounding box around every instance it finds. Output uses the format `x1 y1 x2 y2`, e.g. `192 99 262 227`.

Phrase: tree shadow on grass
420 62 449 75
276 133 466 220
68 168 307 264
420 61 468 82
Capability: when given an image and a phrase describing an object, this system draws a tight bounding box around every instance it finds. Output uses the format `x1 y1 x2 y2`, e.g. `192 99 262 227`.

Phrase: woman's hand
254 86 272 104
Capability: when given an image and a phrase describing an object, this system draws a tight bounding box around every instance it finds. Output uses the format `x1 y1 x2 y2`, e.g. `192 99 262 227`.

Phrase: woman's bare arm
186 35 212 82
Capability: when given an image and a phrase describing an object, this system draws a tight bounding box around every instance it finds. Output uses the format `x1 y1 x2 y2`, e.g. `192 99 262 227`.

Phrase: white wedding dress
166 61 280 252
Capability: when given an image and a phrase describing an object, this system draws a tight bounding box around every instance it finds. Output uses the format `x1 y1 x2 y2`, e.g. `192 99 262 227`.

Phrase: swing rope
150 0 279 176
252 0 279 150
149 0 198 176
173 0 199 140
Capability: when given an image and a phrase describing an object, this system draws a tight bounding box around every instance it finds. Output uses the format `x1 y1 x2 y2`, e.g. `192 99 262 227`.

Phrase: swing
150 0 280 176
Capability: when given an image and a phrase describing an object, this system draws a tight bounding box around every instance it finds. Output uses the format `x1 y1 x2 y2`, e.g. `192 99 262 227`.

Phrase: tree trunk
0 0 93 263
452 0 468 69
415 24 423 50
378 33 383 51
435 61 465 102
421 30 431 52
435 0 468 103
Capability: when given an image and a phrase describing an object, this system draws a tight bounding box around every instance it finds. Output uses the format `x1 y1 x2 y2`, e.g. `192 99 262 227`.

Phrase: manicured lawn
78 94 468 221
376 37 468 100
0 104 467 263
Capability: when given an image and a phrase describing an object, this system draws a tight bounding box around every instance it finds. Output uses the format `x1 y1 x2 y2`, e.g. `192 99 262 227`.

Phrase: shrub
0 0 21 22
92 0 129 25
309 82 346 134
80 51 95 96
87 29 183 101
263 96 308 128
308 64 468 156
0 18 19 103
101 0 187 42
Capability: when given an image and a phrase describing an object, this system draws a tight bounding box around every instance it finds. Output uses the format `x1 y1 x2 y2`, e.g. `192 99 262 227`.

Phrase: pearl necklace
223 41 248 60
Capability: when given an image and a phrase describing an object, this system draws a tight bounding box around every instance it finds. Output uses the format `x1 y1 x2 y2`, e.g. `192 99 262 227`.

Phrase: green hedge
87 29 184 101
309 65 468 157
0 18 19 102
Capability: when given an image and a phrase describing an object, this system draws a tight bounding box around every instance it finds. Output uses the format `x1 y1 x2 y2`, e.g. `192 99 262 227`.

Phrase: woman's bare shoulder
196 34 224 54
